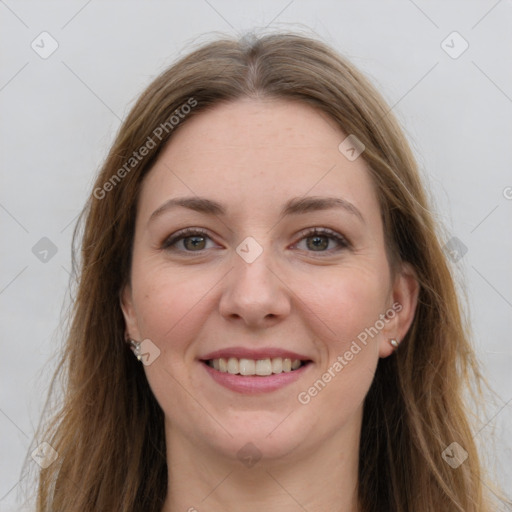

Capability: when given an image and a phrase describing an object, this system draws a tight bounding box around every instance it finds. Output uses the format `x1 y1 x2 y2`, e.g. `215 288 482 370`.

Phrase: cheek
298 263 387 395
303 262 389 344
295 267 385 424
130 261 215 353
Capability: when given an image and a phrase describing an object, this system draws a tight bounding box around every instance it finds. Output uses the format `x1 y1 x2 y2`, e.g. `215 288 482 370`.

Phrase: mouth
198 347 314 393
201 357 312 376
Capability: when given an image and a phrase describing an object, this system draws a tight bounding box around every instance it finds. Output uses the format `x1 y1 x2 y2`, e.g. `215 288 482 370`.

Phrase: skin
121 98 419 512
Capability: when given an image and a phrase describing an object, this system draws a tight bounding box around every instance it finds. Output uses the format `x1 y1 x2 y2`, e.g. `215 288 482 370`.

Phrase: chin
205 412 310 464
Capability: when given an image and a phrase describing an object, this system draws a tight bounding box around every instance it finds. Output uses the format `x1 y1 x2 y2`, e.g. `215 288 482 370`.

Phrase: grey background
1 1 511 509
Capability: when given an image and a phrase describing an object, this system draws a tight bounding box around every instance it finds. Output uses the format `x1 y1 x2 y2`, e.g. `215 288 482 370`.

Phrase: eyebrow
148 195 365 224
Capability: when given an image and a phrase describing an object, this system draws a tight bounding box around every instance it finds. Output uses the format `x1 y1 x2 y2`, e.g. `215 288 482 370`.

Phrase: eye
161 227 350 255
161 228 218 252
293 227 350 254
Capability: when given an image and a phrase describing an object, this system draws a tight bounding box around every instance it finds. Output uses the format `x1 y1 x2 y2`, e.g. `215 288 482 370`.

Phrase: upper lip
200 347 312 361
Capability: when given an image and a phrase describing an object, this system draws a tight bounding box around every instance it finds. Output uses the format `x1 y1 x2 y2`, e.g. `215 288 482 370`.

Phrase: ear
120 283 142 342
379 262 419 358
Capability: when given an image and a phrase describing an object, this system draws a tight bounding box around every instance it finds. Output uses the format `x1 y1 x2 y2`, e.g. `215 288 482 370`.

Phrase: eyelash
161 227 350 255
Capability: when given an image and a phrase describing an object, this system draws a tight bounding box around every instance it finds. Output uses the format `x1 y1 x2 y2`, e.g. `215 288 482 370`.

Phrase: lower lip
201 361 312 394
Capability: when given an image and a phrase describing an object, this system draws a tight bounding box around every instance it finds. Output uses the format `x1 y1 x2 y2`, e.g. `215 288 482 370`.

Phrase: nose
218 248 291 329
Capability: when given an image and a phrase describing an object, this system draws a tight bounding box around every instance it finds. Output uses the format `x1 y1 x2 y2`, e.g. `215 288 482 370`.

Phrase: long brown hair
31 32 505 511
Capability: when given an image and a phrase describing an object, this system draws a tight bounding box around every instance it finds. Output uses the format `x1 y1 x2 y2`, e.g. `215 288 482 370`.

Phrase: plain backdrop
1 1 511 510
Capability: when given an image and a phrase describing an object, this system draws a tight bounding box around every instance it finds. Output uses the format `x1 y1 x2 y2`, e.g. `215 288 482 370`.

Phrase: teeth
255 358 272 376
207 357 305 376
271 357 282 373
227 357 239 374
239 358 255 376
291 359 301 370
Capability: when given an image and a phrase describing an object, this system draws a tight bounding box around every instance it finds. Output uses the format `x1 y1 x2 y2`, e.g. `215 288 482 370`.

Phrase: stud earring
126 338 142 361
389 338 399 349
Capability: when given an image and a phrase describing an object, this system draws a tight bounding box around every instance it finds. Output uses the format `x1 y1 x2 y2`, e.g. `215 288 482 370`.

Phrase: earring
126 338 142 361
389 338 399 349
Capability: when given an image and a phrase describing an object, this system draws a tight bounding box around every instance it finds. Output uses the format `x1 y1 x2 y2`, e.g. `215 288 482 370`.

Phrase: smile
200 357 313 394
205 356 310 375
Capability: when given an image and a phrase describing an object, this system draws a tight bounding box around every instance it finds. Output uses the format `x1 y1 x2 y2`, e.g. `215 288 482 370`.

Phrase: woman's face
121 98 417 463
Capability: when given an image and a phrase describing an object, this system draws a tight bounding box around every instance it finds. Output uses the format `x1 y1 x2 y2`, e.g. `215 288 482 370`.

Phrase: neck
161 414 362 512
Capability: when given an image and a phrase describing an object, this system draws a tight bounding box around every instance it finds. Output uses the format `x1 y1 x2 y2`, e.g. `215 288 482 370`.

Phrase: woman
33 32 505 511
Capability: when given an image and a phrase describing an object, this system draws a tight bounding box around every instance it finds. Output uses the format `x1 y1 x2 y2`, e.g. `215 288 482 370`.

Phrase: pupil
308 235 328 251
185 236 205 250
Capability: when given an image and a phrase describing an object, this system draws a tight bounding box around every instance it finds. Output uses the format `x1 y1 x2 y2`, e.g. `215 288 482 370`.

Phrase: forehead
138 98 379 223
